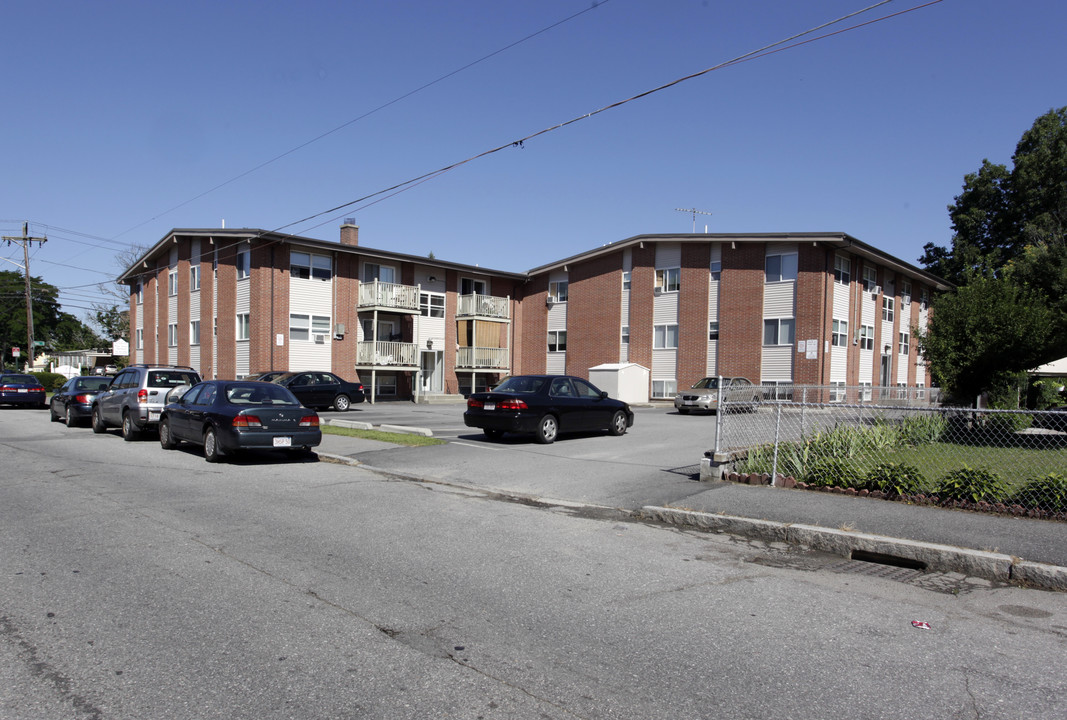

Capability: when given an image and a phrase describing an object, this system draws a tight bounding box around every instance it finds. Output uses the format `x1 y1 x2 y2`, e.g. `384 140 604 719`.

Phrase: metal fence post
771 401 782 483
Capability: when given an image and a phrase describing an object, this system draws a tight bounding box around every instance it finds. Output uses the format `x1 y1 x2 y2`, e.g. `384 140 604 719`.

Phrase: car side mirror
167 385 192 403
600 391 608 399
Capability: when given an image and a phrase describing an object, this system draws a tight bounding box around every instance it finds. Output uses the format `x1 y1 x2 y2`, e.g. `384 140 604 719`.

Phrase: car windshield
494 376 548 394
1 374 39 385
225 383 300 406
692 377 720 389
147 370 200 388
76 378 112 391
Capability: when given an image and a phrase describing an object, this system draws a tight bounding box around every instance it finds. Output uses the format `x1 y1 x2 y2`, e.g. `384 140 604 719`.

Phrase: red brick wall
677 244 711 388
566 251 623 380
215 243 237 379
198 243 215 379
628 244 656 373
248 243 289 374
517 275 549 374
717 242 763 380
794 245 830 385
333 252 359 381
143 268 158 364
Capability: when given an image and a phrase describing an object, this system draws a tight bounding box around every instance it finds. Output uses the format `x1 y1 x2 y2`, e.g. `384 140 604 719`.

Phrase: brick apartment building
119 226 950 402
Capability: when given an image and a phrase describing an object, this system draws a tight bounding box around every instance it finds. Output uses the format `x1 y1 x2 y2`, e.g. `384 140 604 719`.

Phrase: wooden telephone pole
2 222 47 369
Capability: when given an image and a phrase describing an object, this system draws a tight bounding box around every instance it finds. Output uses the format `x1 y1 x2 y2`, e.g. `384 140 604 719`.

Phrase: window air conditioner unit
313 334 326 344
871 286 881 298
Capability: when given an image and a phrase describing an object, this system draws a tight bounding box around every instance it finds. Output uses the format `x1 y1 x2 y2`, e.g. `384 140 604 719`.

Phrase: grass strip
321 424 445 447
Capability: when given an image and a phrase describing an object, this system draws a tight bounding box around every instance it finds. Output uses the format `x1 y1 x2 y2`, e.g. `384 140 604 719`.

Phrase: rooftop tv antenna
675 208 713 233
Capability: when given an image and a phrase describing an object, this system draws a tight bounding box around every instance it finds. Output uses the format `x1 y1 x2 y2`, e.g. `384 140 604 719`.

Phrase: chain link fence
714 385 1067 520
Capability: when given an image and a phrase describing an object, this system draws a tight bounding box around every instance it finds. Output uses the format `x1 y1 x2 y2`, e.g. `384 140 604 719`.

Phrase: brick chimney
340 221 359 246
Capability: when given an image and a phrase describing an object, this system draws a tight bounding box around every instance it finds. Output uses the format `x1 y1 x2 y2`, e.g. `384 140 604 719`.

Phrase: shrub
734 444 776 476
31 371 66 391
1010 473 1067 513
932 466 1010 504
861 462 926 496
985 411 1032 435
897 413 948 446
804 458 858 488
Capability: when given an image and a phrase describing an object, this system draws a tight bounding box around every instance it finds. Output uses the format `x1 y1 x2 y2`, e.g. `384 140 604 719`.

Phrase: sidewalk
313 419 1067 591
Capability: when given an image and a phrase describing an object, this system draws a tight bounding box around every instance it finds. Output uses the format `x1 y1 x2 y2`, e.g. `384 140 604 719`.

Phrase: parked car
270 371 365 411
159 380 321 462
0 373 46 407
50 375 113 426
464 374 633 444
245 370 286 383
673 376 761 414
92 364 202 440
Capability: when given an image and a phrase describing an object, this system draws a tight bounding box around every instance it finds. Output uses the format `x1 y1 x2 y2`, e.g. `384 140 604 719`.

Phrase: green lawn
320 424 445 447
873 442 1067 489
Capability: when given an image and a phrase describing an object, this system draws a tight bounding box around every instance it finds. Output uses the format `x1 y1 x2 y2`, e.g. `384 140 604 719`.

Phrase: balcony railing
357 340 418 367
358 280 419 312
456 293 509 320
456 346 510 369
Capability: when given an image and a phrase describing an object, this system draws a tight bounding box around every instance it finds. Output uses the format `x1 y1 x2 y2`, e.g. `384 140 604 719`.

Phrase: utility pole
675 207 713 233
2 222 47 370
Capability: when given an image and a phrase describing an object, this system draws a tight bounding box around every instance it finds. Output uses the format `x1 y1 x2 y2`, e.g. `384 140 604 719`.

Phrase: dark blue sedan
0 373 46 407
159 380 321 462
50 375 113 426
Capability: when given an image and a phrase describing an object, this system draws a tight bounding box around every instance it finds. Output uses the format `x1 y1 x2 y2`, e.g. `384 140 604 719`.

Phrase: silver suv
92 364 202 440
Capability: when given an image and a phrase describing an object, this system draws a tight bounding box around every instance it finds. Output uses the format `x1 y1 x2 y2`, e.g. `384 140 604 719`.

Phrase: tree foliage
0 270 104 369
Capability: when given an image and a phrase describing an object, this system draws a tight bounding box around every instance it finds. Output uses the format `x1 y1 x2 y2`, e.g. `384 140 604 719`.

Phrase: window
709 322 719 341
832 319 848 347
167 323 178 347
860 324 874 351
863 267 878 293
621 325 630 344
461 277 487 295
652 379 677 399
362 262 395 284
190 320 200 345
916 382 926 400
236 249 250 280
920 289 929 311
763 318 795 346
136 328 143 349
901 279 912 306
237 313 250 341
290 314 330 342
135 282 143 304
710 260 721 282
547 330 567 352
548 280 568 303
860 382 873 402
622 271 631 291
882 296 895 322
190 264 200 291
899 331 910 356
834 256 850 285
166 268 177 296
420 292 445 317
765 253 798 283
830 381 846 403
655 267 680 292
653 323 679 349
291 251 332 280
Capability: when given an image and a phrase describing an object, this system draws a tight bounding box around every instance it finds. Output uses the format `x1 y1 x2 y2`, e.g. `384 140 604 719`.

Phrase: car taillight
467 398 483 409
232 415 262 428
299 416 319 427
0 385 11 391
137 389 148 404
75 394 92 403
497 399 528 410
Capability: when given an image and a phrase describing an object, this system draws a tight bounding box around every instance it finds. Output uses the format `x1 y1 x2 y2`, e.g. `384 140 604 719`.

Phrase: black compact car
0 373 46 407
464 374 633 444
159 380 321 462
50 375 114 426
270 371 365 411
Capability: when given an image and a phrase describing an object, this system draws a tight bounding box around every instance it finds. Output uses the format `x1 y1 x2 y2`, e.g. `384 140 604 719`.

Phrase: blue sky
2 0 1064 323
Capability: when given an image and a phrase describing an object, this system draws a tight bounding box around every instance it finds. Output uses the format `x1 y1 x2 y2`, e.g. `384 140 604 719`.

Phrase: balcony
357 340 418 368
358 280 419 313
456 293 509 320
456 346 510 370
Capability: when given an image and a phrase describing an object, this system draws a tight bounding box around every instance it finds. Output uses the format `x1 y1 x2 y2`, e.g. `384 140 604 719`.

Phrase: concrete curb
323 418 433 436
324 419 374 430
640 505 1067 591
379 424 434 437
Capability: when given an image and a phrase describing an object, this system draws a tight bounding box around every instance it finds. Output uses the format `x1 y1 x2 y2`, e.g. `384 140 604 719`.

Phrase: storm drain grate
665 464 703 478
825 559 926 584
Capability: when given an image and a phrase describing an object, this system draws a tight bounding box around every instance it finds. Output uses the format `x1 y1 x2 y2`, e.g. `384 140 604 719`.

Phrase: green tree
0 270 104 369
915 273 1054 404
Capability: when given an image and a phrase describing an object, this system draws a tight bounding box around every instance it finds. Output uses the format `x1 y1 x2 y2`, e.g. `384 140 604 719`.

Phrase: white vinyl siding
707 243 721 376
620 249 632 362
288 248 333 371
546 270 568 371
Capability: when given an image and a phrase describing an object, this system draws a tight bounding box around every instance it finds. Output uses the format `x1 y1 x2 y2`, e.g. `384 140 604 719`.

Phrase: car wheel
484 428 504 441
64 405 76 428
121 411 140 441
535 414 558 444
203 427 222 463
608 410 628 436
159 418 178 449
91 406 107 434
334 394 351 412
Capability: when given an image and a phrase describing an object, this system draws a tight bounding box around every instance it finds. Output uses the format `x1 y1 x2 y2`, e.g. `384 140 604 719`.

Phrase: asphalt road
2 406 1066 719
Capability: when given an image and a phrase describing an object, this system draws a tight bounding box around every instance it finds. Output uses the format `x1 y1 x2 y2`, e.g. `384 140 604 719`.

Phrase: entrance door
880 354 892 394
421 350 443 393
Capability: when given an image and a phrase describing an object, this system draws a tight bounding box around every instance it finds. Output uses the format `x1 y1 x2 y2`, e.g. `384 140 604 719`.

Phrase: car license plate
484 402 496 411
149 411 160 421
16 389 27 393
273 436 292 447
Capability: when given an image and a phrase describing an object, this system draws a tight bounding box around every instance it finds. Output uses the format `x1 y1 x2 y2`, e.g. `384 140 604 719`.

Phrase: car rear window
1 374 40 385
225 383 300 406
78 378 113 391
148 371 200 388
494 376 547 394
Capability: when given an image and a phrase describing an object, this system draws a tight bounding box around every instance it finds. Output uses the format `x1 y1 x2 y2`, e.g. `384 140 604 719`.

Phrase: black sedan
50 375 113 426
464 374 633 444
159 380 321 462
270 371 365 411
0 373 46 407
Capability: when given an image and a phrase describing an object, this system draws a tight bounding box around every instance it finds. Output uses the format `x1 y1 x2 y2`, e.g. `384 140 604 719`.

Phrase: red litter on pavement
911 621 932 630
